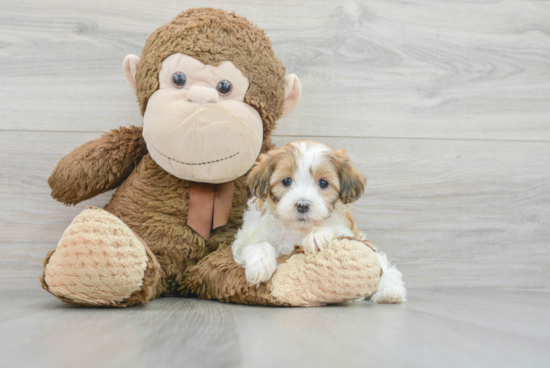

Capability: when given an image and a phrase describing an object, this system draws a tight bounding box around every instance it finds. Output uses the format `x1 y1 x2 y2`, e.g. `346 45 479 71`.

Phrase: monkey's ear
123 54 141 91
282 74 301 117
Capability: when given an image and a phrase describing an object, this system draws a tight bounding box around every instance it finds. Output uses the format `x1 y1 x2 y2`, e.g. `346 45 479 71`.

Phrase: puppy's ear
247 153 276 200
335 149 366 204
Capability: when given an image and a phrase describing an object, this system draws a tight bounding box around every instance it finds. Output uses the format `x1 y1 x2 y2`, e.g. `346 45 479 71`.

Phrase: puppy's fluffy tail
369 252 407 304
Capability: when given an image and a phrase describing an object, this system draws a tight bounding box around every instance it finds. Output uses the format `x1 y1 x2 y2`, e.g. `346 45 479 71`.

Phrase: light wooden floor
1 0 549 366
1 287 549 368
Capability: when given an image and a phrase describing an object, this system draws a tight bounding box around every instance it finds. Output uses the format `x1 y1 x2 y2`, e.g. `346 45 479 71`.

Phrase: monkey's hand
48 126 147 205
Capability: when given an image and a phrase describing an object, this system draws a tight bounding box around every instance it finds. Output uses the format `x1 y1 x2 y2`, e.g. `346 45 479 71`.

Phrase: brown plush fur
44 125 254 302
45 8 281 301
49 126 147 205
180 246 291 306
136 8 285 151
104 151 249 297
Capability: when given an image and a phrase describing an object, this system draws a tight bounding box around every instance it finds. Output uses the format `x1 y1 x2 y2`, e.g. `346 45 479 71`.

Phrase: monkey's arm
49 126 147 205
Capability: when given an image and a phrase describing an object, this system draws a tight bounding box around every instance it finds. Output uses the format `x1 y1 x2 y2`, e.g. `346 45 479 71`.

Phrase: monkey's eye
282 178 292 187
319 180 328 189
172 72 187 88
217 80 232 96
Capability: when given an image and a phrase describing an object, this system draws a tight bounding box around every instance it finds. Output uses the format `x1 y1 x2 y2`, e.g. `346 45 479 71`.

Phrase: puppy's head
247 140 366 228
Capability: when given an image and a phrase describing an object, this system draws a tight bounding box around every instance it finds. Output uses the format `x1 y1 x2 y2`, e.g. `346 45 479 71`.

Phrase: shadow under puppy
232 140 407 304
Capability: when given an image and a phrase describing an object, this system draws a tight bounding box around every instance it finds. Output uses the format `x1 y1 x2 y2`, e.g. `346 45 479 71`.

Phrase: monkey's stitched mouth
152 146 239 166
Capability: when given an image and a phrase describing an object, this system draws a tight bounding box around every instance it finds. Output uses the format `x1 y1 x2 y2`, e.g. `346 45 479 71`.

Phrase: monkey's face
141 53 264 183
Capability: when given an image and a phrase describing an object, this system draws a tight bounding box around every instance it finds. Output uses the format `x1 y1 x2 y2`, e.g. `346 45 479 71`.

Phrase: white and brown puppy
232 140 407 304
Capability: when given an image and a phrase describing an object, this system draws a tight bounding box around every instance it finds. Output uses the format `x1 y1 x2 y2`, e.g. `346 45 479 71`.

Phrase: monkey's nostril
296 201 310 214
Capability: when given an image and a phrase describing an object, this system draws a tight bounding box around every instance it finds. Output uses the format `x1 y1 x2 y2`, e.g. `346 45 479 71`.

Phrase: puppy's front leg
240 242 278 287
302 224 357 254
302 227 338 254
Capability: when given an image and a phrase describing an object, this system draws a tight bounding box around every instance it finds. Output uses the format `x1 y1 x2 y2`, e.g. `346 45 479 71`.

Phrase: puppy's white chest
273 231 306 255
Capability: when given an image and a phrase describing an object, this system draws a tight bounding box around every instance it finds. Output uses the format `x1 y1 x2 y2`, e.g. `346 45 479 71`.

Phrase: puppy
232 140 407 304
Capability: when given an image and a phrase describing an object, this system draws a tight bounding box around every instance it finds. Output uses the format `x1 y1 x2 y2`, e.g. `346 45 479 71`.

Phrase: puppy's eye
172 72 186 88
319 179 329 189
217 80 232 96
282 178 292 187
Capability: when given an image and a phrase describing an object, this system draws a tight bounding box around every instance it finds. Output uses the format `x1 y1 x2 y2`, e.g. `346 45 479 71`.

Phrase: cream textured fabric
270 238 381 307
43 207 149 306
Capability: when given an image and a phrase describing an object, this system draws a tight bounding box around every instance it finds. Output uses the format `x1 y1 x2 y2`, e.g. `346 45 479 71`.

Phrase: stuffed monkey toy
40 8 381 307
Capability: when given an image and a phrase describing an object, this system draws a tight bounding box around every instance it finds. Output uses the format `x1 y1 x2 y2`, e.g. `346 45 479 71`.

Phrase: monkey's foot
269 237 381 306
181 237 381 307
41 207 160 307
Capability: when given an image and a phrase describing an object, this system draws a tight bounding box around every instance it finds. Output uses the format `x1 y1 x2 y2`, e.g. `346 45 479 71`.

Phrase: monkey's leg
41 207 161 307
180 237 381 307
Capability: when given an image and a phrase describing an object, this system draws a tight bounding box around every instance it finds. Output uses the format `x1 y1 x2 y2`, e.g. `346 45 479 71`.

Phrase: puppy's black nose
297 202 310 213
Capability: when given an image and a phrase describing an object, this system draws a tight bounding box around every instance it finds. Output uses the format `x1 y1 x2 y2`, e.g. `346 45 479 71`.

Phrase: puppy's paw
302 227 336 254
242 242 278 287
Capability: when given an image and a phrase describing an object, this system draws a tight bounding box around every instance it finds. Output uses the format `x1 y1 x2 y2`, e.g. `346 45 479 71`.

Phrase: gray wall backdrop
1 0 549 290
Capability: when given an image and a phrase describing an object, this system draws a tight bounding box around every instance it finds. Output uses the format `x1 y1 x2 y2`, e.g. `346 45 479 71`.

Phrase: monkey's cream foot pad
42 207 150 306
271 238 382 306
